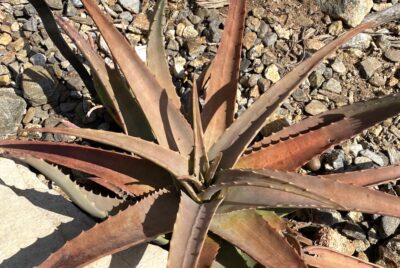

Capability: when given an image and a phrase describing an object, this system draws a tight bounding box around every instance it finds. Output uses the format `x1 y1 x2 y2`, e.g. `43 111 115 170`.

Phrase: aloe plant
2 0 400 267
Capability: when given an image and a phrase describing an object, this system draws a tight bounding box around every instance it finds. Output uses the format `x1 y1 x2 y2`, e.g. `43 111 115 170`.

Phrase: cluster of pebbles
0 0 400 265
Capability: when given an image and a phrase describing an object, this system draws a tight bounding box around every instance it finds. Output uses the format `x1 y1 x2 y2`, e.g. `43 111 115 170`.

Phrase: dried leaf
39 188 179 268
201 0 246 150
210 210 306 268
197 236 220 268
27 128 189 177
237 94 400 170
0 140 171 195
214 169 400 217
168 192 222 268
209 16 394 168
304 246 382 268
147 0 180 108
81 0 193 155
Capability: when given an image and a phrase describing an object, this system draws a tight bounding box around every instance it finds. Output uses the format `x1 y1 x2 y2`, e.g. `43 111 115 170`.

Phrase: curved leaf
209 6 400 168
237 94 400 170
197 236 220 268
26 128 189 177
81 0 193 155
147 0 180 108
28 0 94 93
39 188 179 268
200 0 247 149
0 140 171 195
214 169 400 217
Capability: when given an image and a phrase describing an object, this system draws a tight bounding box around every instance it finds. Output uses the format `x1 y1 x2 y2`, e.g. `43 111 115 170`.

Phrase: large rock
318 0 373 27
22 66 59 106
0 157 168 267
0 91 26 137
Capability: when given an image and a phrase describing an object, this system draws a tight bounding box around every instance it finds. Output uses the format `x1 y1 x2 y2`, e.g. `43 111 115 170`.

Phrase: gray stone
309 71 325 88
381 216 400 238
349 143 363 156
0 92 26 137
23 17 38 32
368 228 379 244
331 60 347 74
305 100 328 115
384 48 400 62
324 149 345 170
71 0 83 8
120 11 133 22
387 148 400 165
119 0 141 13
173 57 186 79
29 53 47 66
262 32 278 47
22 66 59 106
313 209 343 226
342 33 372 50
360 57 382 78
360 150 385 166
354 156 373 168
341 223 366 240
318 0 373 27
45 0 63 9
323 78 342 93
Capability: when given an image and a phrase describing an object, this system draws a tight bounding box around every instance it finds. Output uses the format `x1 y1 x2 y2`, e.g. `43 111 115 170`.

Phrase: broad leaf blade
237 94 400 170
28 0 94 93
168 192 222 268
0 140 171 195
209 8 400 167
210 210 306 268
23 158 109 218
39 188 179 268
27 127 189 177
323 164 400 187
304 246 382 268
147 0 180 108
81 0 193 155
201 0 246 150
215 169 400 217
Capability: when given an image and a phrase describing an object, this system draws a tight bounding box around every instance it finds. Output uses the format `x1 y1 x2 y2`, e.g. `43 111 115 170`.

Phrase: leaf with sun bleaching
200 0 246 150
26 128 189 177
22 158 109 218
147 0 180 108
209 5 400 168
168 192 222 268
80 0 193 155
304 246 382 268
210 210 306 268
39 188 179 268
212 169 400 217
0 140 171 195
236 94 400 170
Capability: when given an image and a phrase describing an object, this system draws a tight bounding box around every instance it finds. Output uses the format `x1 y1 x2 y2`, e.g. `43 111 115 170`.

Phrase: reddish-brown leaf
213 169 400 217
323 164 400 187
27 127 189 177
304 246 382 268
168 192 223 268
0 140 171 195
81 0 193 155
236 94 400 170
39 188 179 268
201 0 246 150
208 18 390 168
210 210 306 268
147 0 180 108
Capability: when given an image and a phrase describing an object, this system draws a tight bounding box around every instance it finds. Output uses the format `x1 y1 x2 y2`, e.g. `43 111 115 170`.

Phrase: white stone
119 0 140 14
265 64 280 83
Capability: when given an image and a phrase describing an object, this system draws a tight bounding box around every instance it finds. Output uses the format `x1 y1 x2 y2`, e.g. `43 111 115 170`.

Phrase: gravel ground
1 0 400 265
